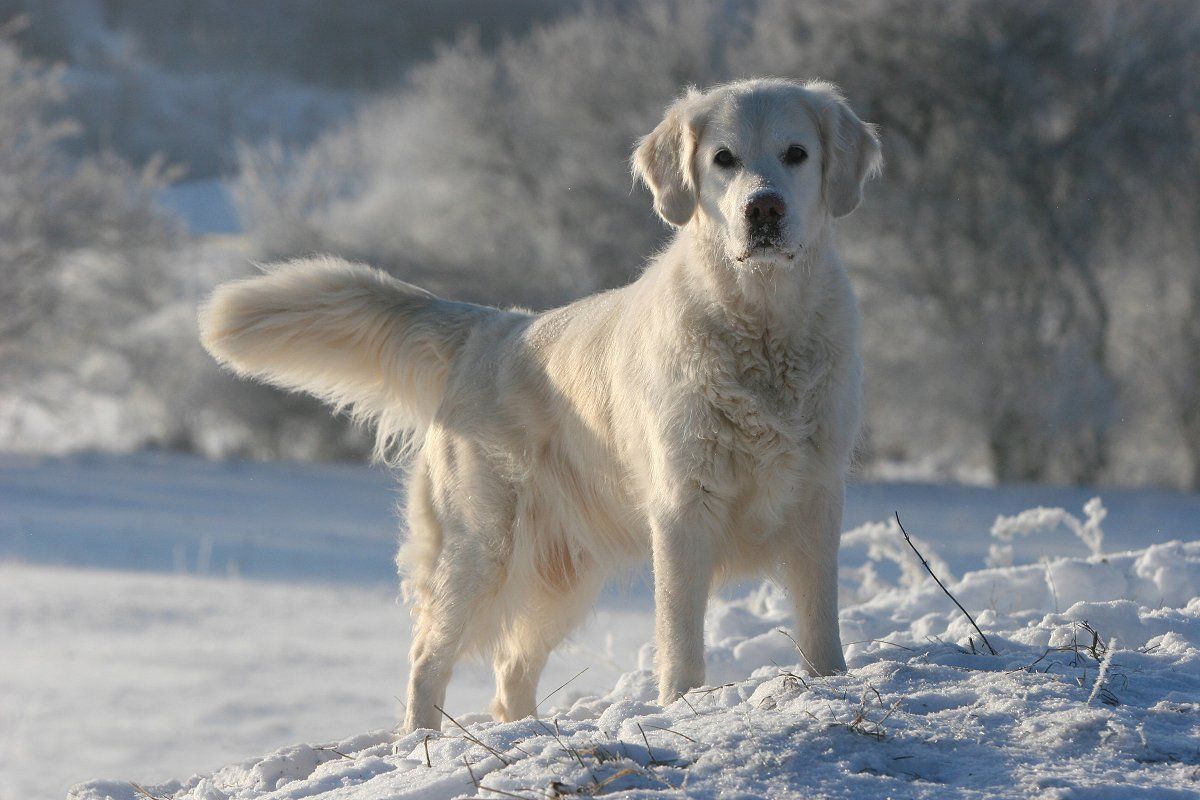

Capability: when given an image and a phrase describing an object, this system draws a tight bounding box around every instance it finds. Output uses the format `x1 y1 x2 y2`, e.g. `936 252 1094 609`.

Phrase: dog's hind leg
399 461 506 732
491 548 601 722
402 531 506 732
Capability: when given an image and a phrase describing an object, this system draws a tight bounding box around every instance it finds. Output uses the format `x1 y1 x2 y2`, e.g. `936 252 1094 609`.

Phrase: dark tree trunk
988 409 1051 484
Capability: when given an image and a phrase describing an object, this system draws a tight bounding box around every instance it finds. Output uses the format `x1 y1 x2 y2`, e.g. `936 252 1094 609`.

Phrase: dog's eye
784 145 808 165
713 149 737 168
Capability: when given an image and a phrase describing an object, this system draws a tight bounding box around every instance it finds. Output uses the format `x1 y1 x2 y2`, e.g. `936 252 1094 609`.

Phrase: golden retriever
200 78 881 732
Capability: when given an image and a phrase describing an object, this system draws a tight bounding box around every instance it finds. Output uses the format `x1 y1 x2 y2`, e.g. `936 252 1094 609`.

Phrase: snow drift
69 505 1200 799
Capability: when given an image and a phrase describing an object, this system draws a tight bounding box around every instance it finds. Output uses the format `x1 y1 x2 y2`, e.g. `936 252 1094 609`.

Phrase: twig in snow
1079 620 1107 661
539 720 581 768
896 512 997 656
1007 648 1052 674
594 767 643 792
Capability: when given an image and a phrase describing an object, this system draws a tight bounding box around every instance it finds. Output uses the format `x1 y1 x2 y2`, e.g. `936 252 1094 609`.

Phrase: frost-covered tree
225 0 1198 483
0 34 178 351
0 32 185 451
736 0 1199 483
235 3 739 306
1131 193 1200 488
0 0 583 177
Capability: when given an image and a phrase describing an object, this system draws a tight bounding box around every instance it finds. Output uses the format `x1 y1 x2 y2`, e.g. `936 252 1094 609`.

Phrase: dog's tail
199 256 503 460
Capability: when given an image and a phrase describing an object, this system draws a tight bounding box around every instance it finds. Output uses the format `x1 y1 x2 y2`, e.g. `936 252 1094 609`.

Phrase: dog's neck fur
674 218 838 341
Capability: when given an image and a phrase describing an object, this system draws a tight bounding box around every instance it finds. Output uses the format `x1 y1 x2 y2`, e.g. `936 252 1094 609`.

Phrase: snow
65 538 1200 799
2 454 1199 797
1 562 652 800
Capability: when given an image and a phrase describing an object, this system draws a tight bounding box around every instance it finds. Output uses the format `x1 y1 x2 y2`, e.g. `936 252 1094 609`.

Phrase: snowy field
2 454 1199 798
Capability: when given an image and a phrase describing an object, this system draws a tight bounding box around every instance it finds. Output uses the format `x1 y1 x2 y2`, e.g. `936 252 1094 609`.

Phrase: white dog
200 78 881 732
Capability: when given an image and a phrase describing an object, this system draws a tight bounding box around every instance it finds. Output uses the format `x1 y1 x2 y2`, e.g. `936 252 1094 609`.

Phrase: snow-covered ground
71 539 1200 800
2 453 1199 798
1 561 653 800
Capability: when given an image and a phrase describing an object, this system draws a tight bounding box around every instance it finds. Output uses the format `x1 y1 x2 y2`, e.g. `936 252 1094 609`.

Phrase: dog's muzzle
744 190 786 247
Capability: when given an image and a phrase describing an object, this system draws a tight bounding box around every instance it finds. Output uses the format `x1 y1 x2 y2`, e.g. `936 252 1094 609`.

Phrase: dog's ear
809 83 882 219
633 93 701 227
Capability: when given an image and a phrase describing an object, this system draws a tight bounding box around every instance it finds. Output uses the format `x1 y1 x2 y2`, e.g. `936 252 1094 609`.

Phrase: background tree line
2 0 1199 487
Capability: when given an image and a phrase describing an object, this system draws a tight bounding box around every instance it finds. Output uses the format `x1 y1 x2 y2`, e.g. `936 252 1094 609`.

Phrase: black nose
744 191 786 224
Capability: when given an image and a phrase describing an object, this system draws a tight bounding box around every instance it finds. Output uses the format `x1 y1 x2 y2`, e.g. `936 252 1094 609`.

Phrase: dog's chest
694 325 834 470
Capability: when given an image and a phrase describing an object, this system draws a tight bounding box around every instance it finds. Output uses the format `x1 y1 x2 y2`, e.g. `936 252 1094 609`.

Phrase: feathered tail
199 256 498 460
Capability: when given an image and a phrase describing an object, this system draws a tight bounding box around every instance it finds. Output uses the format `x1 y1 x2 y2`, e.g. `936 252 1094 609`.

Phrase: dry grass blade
477 784 542 800
776 627 819 673
537 719 589 774
314 745 353 760
636 721 679 767
842 638 918 652
895 512 997 655
535 666 589 711
876 699 903 727
636 722 656 763
436 704 513 766
685 682 736 698
130 783 171 800
847 692 898 739
596 767 641 790
645 724 701 744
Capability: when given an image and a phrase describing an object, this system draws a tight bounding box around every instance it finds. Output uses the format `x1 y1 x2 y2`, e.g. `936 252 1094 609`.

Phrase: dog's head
633 79 881 266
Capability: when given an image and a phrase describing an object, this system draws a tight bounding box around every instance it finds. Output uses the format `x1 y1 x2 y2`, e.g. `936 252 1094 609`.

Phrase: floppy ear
809 83 882 218
632 96 700 227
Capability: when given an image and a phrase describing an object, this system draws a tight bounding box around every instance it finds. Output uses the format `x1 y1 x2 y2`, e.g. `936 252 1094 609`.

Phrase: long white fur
200 256 504 460
199 79 881 732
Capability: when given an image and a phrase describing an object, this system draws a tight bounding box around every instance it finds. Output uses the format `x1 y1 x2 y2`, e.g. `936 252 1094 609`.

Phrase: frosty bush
0 33 182 452
988 497 1108 567
841 517 955 603
0 36 179 347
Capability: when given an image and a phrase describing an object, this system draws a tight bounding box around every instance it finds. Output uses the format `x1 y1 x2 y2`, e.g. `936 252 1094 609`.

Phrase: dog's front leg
650 507 715 706
781 483 847 676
